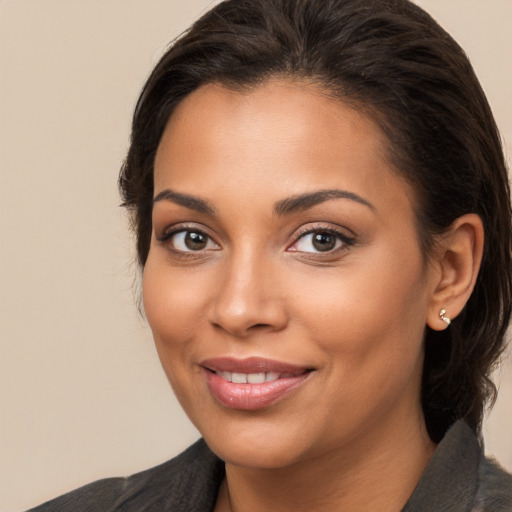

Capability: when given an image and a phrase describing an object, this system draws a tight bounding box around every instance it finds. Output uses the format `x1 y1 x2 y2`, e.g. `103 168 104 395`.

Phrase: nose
208 251 288 338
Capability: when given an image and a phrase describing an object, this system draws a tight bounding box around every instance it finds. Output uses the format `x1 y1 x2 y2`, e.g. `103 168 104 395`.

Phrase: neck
215 412 435 512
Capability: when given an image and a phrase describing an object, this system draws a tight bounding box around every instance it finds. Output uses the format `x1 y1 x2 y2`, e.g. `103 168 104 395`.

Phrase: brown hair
119 0 512 442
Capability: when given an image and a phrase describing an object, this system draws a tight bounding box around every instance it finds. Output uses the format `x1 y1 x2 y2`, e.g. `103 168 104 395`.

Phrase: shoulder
25 477 127 512
476 456 512 512
26 439 224 512
437 422 512 512
402 421 512 512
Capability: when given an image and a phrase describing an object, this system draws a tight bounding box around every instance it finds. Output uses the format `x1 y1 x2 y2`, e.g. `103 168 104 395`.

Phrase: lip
200 357 314 410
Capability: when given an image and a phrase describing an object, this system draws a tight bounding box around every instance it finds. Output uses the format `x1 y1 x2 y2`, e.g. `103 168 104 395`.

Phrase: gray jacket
28 421 512 511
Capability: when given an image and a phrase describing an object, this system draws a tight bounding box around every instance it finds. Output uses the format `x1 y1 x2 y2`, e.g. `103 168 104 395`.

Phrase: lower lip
204 370 311 410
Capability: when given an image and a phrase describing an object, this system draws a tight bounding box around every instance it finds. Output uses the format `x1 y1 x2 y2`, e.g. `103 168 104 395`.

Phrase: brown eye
184 231 208 250
168 230 220 252
288 228 355 254
312 232 337 252
292 230 343 253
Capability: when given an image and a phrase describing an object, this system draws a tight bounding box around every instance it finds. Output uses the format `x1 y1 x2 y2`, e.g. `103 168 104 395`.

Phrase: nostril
208 296 288 337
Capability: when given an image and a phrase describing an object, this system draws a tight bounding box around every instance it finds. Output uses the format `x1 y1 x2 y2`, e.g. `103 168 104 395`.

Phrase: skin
143 80 483 511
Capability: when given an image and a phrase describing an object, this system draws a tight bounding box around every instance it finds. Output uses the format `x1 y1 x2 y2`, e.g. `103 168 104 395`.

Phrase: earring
439 309 451 326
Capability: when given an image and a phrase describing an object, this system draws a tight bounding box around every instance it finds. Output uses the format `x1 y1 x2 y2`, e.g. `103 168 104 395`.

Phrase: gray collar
402 420 481 511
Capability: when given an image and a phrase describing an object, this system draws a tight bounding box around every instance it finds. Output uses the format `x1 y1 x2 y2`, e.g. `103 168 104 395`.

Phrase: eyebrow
152 188 375 216
153 189 215 215
273 189 375 216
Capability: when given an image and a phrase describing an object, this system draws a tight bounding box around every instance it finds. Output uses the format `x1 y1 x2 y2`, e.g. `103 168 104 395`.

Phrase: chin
208 432 308 469
193 410 322 469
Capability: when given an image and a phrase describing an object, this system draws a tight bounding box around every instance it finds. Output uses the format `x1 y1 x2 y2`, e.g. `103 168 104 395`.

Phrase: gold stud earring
439 308 451 326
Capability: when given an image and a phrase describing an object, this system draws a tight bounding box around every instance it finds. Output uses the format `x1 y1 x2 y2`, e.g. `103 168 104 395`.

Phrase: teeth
217 371 232 381
215 371 282 383
231 372 247 384
247 372 266 384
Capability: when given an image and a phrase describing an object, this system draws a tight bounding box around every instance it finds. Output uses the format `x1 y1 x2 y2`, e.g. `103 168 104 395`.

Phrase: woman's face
144 80 438 469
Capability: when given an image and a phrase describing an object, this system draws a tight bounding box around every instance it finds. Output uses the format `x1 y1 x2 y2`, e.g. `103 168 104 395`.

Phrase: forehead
153 79 414 219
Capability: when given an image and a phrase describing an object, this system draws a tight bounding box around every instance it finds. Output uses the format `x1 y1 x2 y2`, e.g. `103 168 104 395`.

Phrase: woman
29 0 512 510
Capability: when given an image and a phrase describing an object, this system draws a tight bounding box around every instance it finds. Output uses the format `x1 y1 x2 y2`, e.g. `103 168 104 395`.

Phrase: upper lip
200 357 312 374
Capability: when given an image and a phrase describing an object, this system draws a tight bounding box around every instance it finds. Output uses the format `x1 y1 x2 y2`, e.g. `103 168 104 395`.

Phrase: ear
427 214 484 331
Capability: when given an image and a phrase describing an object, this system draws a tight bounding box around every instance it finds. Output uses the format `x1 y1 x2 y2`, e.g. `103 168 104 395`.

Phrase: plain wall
0 1 510 510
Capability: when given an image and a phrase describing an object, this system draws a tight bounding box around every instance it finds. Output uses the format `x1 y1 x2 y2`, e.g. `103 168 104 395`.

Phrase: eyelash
156 225 218 254
155 224 356 256
289 226 356 254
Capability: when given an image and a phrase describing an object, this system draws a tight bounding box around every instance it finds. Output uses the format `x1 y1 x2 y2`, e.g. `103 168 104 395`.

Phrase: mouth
212 370 300 383
200 357 314 410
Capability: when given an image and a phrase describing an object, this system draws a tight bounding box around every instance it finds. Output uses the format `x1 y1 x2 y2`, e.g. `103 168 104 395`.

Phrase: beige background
0 1 511 511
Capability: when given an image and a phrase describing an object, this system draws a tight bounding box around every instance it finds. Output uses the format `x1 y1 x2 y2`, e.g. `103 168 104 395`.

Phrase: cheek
291 251 429 386
142 256 208 397
142 256 213 411
142 256 211 344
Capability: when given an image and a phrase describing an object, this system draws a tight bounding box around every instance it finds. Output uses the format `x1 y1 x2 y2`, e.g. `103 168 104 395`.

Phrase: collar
401 420 482 511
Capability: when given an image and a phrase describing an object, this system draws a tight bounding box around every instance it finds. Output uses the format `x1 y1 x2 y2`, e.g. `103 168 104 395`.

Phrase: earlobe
427 214 484 331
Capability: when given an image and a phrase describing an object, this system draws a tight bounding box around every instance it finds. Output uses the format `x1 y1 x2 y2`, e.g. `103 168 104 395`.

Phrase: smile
200 357 313 410
215 371 295 383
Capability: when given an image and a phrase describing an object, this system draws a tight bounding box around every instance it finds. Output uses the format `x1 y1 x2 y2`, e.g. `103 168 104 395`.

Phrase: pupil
185 231 207 250
313 232 335 252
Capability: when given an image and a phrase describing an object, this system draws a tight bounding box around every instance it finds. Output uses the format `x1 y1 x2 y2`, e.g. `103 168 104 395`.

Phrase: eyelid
156 222 211 240
287 224 356 253
155 223 221 251
293 223 355 240
154 222 355 255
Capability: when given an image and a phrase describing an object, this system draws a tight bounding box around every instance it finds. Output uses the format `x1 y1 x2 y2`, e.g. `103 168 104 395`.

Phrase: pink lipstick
201 357 313 410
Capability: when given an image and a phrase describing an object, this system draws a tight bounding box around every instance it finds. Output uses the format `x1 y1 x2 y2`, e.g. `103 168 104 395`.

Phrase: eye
289 228 354 253
161 229 220 252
